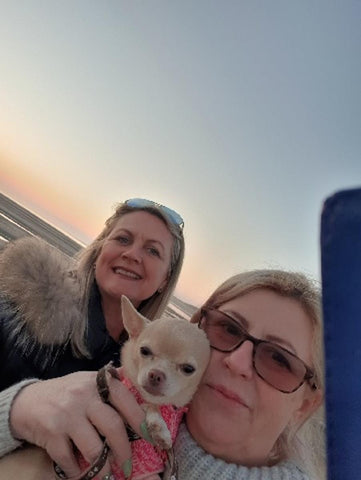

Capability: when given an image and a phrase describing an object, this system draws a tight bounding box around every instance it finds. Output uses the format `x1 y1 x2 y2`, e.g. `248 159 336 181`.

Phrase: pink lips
113 266 142 279
208 383 249 408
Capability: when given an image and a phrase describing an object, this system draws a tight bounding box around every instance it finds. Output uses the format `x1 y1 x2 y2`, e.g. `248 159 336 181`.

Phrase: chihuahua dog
108 295 210 480
0 296 210 480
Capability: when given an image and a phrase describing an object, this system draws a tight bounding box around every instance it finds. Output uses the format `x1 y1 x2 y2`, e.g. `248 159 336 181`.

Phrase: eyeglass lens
201 309 310 393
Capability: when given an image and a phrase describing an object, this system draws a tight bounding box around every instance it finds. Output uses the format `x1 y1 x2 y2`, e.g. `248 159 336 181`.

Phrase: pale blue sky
1 1 360 304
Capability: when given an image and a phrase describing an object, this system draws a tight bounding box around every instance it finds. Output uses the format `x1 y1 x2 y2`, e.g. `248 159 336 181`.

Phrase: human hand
9 370 145 479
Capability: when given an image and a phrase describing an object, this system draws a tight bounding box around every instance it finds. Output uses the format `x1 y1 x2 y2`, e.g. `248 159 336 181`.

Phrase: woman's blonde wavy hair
71 201 184 357
191 269 325 480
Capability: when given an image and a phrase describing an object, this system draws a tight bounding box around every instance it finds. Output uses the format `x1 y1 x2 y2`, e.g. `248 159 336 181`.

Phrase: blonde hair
191 269 325 479
71 201 185 357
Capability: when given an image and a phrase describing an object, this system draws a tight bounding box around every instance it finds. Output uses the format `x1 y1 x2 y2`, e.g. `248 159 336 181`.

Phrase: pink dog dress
111 378 186 479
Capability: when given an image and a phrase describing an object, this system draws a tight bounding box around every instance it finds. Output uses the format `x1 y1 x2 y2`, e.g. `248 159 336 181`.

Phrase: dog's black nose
148 369 165 386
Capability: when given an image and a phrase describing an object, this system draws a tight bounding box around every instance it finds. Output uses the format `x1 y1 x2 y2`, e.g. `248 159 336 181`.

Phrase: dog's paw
145 409 172 450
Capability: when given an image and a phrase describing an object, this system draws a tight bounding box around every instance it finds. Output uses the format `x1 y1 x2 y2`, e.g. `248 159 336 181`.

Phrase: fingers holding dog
9 369 151 479
9 372 124 477
87 400 132 471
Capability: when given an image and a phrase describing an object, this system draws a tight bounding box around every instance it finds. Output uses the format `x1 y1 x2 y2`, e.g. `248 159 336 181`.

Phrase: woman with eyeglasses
175 270 325 480
0 199 184 477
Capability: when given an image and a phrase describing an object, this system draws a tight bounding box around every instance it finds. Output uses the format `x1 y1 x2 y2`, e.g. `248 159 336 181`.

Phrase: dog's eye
140 346 152 357
180 364 195 375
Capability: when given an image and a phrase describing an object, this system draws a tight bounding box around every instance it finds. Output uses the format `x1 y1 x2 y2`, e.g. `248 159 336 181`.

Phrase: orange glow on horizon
1 154 100 242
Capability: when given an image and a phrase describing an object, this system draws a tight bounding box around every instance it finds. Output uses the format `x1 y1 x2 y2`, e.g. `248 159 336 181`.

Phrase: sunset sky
1 1 360 305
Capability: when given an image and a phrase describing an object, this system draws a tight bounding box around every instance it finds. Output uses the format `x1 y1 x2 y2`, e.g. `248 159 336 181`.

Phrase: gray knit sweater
174 423 310 480
0 379 38 457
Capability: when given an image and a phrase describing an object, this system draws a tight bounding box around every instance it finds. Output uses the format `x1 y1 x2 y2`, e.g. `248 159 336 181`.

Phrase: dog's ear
121 295 149 338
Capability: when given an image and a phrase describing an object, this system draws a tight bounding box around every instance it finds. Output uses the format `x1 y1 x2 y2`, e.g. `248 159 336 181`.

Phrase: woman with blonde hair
0 198 184 477
177 269 325 480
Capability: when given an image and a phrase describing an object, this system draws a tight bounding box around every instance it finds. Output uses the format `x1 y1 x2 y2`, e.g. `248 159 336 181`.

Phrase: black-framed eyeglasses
125 198 184 229
198 308 317 394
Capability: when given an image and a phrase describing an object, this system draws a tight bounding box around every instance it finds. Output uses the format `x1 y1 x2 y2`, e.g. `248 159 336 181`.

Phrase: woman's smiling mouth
113 267 142 280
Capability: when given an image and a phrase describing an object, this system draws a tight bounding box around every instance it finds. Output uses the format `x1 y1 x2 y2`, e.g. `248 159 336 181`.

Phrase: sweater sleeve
0 379 39 457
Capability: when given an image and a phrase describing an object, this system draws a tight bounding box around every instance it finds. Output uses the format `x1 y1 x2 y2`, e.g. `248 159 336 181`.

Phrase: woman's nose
121 243 142 263
224 340 254 379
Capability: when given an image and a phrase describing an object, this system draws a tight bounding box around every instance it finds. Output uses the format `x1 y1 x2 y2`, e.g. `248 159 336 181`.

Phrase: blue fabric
321 187 361 477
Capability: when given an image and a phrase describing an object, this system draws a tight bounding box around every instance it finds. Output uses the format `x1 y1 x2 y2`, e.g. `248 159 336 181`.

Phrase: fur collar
0 237 84 346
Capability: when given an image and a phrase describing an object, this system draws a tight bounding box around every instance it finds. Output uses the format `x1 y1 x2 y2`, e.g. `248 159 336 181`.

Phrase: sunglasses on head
198 308 317 394
125 198 184 229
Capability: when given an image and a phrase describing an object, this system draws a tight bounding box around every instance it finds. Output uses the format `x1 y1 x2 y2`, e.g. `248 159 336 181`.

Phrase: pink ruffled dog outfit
96 377 186 480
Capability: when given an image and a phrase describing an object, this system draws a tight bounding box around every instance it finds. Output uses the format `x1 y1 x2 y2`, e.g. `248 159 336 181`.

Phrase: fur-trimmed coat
0 237 123 391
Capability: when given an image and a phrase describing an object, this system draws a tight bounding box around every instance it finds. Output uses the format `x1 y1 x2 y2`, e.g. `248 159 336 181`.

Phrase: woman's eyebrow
264 334 297 355
111 228 166 252
221 310 249 329
110 227 131 236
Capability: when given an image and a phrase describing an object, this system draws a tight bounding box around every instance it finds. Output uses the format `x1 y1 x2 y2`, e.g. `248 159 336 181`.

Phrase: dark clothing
0 237 128 392
0 285 126 391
